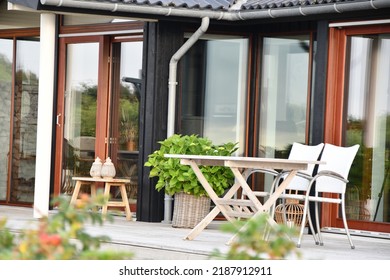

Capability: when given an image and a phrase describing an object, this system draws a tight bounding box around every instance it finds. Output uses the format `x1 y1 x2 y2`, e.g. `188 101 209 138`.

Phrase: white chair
243 142 324 213
297 143 360 249
269 143 324 237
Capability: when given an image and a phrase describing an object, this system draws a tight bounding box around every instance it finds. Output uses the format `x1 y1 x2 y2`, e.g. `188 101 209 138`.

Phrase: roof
57 0 385 11
123 0 234 11
8 0 390 21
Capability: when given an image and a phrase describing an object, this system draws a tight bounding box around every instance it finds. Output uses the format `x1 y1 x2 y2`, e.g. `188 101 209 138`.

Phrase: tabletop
164 154 324 170
72 177 130 183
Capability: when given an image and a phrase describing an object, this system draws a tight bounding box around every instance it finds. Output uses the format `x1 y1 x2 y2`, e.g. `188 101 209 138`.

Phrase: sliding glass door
0 36 40 204
258 36 311 158
60 41 99 194
344 33 390 223
257 35 312 194
55 35 143 213
327 24 390 232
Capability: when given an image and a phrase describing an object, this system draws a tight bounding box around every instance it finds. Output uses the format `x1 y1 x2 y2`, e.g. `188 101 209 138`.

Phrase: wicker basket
172 192 211 228
274 199 306 227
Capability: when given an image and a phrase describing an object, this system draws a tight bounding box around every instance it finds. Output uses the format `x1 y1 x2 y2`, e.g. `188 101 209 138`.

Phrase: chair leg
306 204 319 245
315 200 323 246
297 198 309 248
341 199 355 249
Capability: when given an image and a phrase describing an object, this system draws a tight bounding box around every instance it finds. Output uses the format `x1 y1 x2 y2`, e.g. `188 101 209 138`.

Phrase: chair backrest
284 142 325 191
316 143 360 194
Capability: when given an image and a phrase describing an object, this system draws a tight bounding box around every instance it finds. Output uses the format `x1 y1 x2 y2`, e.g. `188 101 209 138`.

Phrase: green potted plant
145 134 238 228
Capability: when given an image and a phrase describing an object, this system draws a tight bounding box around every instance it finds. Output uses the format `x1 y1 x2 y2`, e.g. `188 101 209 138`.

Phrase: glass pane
62 43 98 194
259 36 310 159
180 36 248 154
0 39 13 201
10 38 40 203
111 41 143 205
345 34 390 223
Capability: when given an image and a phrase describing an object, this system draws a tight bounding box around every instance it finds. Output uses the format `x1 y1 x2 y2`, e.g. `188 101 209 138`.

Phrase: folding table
164 154 323 243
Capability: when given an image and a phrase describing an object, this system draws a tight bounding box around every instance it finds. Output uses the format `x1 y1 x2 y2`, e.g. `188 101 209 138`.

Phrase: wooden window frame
325 24 390 232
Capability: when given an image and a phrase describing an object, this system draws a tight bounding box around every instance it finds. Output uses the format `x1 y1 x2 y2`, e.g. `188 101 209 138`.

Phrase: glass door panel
109 41 143 207
0 39 13 201
345 34 390 223
10 38 40 203
61 42 99 194
180 36 249 154
259 36 310 158
258 35 311 193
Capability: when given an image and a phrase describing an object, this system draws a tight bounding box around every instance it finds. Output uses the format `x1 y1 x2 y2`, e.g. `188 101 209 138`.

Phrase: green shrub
145 134 238 197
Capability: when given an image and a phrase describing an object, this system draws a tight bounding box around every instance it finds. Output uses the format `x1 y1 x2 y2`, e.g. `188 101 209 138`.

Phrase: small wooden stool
101 180 132 221
71 177 132 221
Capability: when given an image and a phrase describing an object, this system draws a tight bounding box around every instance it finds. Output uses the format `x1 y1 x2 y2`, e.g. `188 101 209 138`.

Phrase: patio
1 205 390 260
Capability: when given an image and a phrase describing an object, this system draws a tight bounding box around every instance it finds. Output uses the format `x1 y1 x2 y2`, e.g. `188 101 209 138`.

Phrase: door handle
56 113 62 126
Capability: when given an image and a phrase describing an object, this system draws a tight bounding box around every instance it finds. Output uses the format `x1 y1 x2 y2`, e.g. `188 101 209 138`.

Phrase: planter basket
274 199 306 227
172 192 211 228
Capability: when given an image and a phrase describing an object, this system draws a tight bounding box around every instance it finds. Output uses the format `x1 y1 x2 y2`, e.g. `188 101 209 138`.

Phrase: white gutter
40 0 390 21
163 17 210 223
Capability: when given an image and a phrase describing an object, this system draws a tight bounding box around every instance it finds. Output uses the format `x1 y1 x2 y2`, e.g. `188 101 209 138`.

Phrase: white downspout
163 17 210 223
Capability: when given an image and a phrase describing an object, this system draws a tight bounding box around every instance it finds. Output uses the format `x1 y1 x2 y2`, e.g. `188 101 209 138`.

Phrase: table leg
90 182 98 212
226 170 298 245
119 184 132 221
184 174 244 240
184 207 221 240
186 160 239 222
90 182 97 199
101 182 111 218
230 167 263 211
70 180 82 205
262 170 297 212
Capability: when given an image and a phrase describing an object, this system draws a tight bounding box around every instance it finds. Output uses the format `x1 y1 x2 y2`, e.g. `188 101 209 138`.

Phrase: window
258 36 311 159
180 35 249 154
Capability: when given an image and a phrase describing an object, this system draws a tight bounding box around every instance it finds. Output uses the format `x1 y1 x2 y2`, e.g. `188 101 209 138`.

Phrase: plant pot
172 192 211 228
126 140 137 151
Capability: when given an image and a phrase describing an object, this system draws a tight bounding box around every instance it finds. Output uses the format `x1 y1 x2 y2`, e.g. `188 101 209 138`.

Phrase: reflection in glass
62 43 98 194
259 36 310 159
180 36 248 155
345 34 390 223
110 41 143 205
0 39 13 201
10 38 40 203
256 36 311 196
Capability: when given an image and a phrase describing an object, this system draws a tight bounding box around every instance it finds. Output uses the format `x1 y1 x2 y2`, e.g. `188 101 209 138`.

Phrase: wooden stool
102 181 132 221
71 177 132 221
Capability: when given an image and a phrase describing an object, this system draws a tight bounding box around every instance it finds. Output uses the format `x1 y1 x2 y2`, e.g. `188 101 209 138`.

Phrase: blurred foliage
0 193 133 260
211 213 301 260
0 54 12 82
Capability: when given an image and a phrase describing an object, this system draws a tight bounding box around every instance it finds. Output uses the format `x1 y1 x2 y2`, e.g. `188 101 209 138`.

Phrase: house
1 0 390 235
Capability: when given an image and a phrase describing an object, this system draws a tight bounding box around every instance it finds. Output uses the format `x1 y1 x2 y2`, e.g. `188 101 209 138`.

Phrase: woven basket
172 192 211 228
274 199 306 227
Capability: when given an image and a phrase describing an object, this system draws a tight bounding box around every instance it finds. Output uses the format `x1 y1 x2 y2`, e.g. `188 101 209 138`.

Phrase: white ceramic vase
90 157 103 178
101 157 116 179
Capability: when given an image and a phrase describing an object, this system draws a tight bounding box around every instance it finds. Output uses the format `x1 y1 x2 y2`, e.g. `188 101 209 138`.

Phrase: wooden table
164 154 323 243
71 177 132 221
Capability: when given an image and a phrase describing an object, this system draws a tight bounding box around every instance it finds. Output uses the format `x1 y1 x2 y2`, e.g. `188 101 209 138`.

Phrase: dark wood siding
137 21 183 222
